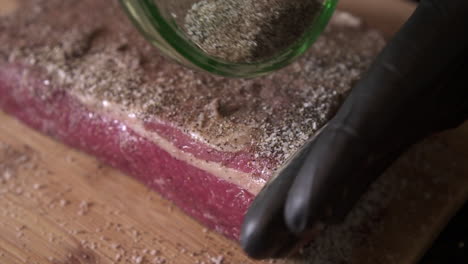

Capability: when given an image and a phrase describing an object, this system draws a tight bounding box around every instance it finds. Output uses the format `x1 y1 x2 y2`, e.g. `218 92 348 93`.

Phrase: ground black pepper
184 0 320 63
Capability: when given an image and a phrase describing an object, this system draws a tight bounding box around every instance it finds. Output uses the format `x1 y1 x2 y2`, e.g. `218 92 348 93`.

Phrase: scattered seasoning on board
184 0 320 62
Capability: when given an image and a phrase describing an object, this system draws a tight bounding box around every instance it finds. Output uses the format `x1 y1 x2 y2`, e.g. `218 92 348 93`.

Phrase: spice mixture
184 0 321 63
0 0 384 171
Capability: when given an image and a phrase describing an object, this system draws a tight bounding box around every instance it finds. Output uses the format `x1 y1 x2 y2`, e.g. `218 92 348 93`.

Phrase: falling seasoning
184 0 321 63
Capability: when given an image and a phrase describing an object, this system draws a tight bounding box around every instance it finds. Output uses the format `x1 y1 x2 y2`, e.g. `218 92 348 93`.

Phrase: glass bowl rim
120 0 338 78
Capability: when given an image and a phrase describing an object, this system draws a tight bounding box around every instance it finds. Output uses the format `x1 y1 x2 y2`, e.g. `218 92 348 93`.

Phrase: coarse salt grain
153 256 166 264
3 170 13 181
59 199 68 206
210 255 224 264
133 255 143 264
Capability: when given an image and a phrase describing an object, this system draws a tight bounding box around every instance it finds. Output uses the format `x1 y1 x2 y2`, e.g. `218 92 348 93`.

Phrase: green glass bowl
120 0 338 78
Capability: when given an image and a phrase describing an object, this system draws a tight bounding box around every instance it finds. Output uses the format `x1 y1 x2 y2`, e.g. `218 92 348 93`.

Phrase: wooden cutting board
1 111 468 264
0 111 264 264
1 0 468 263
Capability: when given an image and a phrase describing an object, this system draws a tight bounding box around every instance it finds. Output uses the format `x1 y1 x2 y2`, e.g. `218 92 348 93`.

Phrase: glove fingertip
240 217 265 259
284 190 310 235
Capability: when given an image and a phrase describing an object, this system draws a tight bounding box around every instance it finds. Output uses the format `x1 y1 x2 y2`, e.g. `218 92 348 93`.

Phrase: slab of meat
0 0 384 240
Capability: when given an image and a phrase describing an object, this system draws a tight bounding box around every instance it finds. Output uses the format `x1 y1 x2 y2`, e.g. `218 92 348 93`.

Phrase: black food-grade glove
240 0 468 259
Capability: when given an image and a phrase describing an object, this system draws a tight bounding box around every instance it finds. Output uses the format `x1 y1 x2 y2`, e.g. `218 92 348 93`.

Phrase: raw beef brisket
0 0 384 239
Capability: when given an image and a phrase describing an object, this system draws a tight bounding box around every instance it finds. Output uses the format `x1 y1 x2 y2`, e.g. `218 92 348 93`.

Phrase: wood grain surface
0 111 276 264
338 0 416 37
0 0 17 16
1 111 468 264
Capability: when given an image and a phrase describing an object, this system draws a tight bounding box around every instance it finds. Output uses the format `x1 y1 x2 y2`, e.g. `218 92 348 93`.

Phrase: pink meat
0 65 254 238
0 0 384 240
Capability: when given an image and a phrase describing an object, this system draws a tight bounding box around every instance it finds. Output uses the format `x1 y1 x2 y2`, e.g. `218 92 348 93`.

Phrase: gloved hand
240 0 468 259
